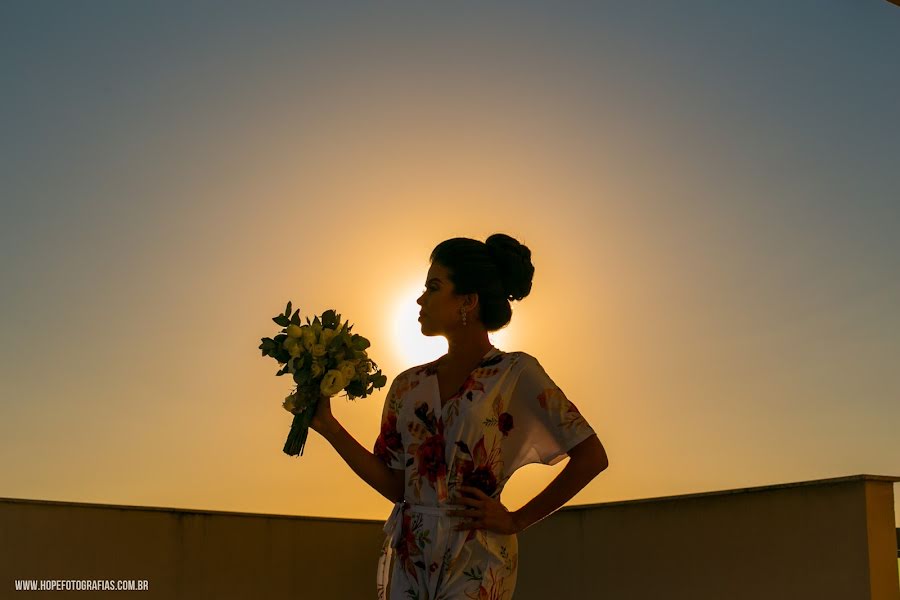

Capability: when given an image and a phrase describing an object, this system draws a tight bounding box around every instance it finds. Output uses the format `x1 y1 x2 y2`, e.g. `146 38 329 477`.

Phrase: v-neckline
430 346 500 411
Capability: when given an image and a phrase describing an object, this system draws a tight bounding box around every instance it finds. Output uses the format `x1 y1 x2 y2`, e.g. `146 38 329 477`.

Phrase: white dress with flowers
373 347 598 600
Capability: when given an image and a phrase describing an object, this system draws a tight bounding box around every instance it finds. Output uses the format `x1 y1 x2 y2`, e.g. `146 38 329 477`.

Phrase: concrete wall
0 499 384 599
516 474 900 600
1 474 897 599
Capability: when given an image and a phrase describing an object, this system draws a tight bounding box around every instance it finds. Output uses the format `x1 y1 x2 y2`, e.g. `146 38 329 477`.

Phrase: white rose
320 328 336 346
310 360 324 379
285 324 303 338
283 393 301 414
300 326 316 350
287 341 304 358
310 343 327 358
320 369 347 396
338 360 356 382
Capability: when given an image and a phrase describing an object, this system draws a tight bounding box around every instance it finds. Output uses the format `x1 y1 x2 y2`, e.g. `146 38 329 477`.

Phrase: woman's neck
441 335 494 370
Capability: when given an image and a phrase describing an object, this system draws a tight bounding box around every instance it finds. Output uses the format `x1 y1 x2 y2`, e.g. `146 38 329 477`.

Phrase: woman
308 233 609 600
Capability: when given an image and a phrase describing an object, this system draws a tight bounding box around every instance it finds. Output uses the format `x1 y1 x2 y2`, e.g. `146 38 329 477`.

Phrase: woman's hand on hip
448 486 520 535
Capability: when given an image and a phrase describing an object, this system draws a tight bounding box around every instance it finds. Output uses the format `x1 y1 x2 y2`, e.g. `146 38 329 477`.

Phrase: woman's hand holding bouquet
259 301 387 456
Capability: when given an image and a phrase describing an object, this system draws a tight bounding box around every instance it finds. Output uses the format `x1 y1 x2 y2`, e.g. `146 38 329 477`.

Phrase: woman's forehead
427 262 449 280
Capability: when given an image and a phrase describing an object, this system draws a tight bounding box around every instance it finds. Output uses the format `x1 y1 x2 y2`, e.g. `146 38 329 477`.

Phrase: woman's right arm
310 396 405 503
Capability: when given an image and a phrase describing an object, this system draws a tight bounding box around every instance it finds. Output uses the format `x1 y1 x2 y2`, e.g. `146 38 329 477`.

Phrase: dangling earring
460 308 467 326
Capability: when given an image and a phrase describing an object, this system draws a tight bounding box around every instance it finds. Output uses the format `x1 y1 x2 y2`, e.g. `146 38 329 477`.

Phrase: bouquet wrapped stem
284 398 314 456
259 302 387 457
282 390 323 457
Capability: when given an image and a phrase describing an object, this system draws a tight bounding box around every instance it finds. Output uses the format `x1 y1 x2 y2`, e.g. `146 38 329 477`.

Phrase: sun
391 281 514 368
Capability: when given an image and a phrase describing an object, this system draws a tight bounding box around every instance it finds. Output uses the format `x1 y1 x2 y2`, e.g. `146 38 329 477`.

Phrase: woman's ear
464 292 479 312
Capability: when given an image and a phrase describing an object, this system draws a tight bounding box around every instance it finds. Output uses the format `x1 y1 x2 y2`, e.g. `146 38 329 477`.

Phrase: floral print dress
373 347 597 600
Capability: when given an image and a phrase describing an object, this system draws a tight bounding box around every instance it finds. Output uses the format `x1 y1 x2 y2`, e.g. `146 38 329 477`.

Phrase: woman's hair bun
485 233 534 301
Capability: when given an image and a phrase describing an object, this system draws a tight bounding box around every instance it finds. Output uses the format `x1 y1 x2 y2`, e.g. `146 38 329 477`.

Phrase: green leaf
350 335 370 351
347 379 365 396
259 338 281 358
285 301 292 318
290 309 302 326
273 314 290 327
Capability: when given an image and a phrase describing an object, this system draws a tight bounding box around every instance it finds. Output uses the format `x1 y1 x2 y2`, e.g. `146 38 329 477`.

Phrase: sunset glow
390 279 515 368
1 3 898 526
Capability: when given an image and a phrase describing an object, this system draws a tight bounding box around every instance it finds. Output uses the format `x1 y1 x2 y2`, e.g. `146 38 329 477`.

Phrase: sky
1 1 899 527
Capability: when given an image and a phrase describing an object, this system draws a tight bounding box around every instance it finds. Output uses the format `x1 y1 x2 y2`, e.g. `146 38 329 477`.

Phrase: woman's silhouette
306 233 609 599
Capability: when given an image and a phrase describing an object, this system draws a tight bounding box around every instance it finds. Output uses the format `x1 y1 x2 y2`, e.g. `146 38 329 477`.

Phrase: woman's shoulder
409 356 441 377
501 350 558 384
500 349 538 366
382 361 434 404
487 349 540 378
390 357 440 386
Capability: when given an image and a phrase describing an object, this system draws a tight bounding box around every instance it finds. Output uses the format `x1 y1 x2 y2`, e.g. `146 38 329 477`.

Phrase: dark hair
429 233 534 332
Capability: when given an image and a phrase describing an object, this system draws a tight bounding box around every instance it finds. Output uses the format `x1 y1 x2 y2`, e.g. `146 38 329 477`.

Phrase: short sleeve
505 355 597 470
373 378 405 471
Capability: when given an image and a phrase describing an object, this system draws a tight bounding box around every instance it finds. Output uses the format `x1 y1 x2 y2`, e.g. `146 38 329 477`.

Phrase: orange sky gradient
1 3 898 525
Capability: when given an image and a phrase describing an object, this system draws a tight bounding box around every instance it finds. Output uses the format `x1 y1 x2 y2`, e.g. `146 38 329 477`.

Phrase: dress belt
383 501 466 548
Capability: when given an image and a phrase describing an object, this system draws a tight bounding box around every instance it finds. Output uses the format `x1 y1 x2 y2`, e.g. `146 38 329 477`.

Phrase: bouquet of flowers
259 301 387 456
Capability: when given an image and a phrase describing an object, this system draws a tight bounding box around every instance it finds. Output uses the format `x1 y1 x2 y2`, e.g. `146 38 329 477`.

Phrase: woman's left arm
450 434 609 534
512 434 608 533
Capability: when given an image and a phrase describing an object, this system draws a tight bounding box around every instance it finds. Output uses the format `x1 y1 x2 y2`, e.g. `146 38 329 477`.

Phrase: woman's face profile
416 262 464 337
